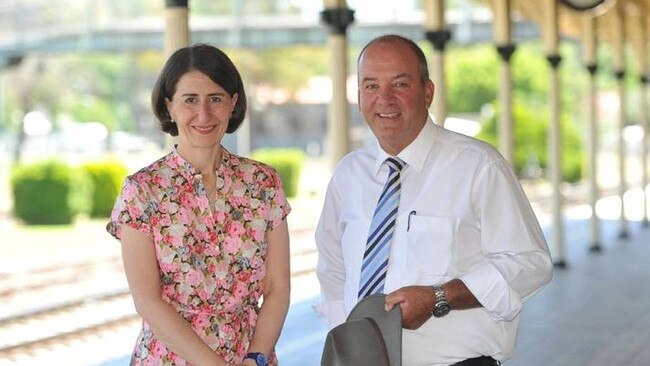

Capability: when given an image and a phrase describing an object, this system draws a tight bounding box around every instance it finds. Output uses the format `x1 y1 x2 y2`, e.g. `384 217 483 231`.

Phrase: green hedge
477 103 584 183
11 160 91 225
251 148 305 198
82 159 128 218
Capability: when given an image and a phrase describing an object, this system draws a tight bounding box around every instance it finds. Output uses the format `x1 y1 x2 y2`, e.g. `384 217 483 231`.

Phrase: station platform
101 196 650 366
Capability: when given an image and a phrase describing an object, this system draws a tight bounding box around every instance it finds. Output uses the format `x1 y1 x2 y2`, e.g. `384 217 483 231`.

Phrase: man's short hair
357 34 430 83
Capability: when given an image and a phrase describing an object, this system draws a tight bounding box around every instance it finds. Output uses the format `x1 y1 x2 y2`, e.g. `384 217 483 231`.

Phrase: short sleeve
264 167 291 231
106 176 154 241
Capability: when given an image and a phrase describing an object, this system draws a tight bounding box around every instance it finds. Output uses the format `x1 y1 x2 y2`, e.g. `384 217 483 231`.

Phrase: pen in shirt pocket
407 210 417 231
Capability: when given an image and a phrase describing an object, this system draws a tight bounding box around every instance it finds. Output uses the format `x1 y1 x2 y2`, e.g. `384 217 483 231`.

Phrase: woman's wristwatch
245 352 268 366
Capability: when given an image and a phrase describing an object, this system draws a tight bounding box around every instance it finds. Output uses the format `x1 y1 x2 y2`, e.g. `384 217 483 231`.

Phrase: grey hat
321 294 402 366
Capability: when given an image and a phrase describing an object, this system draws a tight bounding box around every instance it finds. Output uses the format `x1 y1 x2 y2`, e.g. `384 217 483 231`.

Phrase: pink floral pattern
107 147 290 366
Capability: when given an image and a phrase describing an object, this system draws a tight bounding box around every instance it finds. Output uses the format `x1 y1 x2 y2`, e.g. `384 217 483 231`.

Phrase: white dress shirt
315 118 553 366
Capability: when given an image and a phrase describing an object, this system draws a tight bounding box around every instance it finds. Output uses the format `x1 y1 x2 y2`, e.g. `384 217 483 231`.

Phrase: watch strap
432 285 451 317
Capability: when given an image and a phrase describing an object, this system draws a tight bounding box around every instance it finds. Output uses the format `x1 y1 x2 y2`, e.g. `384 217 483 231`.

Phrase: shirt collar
168 146 198 183
166 145 231 182
372 116 436 175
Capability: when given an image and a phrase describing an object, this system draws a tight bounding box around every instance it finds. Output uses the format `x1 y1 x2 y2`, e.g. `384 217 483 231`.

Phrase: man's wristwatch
432 285 451 318
245 352 268 366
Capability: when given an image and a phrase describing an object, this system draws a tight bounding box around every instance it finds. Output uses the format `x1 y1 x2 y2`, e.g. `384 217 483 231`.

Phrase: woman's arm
120 226 228 366
244 219 291 361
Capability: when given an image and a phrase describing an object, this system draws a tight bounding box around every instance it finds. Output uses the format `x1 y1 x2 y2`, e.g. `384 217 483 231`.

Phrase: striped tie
358 157 405 299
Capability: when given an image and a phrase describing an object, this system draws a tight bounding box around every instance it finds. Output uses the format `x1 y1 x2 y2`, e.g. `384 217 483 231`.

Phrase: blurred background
2 0 650 365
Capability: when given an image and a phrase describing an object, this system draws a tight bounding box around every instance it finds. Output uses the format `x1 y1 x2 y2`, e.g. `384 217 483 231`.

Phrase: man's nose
378 88 396 104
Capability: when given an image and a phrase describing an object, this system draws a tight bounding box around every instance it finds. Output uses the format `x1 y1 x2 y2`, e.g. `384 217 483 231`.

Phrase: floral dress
107 147 290 366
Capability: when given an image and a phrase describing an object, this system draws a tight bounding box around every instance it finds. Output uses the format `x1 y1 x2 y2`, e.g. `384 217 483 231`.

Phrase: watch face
247 352 267 366
254 353 267 366
433 303 451 318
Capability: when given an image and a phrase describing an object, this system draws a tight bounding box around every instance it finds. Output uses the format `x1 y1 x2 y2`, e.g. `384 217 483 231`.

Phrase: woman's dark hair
151 43 247 136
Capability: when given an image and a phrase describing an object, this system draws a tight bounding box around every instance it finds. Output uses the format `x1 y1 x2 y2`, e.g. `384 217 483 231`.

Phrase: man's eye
395 82 408 87
364 84 378 90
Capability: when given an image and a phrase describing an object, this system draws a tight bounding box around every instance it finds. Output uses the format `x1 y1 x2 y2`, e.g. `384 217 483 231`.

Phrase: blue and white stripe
358 157 405 299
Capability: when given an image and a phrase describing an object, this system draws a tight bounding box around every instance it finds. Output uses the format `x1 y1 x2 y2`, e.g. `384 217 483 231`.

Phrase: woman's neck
177 144 222 175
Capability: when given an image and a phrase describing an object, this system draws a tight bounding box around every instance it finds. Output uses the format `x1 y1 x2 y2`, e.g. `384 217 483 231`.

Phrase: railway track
0 229 320 366
0 256 140 365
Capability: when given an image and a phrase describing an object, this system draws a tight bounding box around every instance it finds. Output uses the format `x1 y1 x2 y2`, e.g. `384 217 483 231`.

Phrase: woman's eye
210 96 223 102
184 97 196 103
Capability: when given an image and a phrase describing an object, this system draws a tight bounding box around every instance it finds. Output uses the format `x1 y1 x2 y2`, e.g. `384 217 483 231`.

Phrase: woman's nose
197 101 211 120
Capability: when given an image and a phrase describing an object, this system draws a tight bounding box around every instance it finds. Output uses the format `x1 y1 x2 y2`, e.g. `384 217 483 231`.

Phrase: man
315 34 553 366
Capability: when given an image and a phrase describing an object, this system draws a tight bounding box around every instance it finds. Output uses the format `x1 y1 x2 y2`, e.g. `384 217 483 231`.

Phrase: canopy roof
483 0 649 71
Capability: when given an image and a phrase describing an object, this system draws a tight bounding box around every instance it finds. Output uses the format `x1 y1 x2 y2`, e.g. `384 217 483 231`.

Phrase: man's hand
384 285 436 329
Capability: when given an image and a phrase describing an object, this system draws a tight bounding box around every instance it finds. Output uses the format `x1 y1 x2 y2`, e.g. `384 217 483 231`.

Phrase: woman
107 44 291 366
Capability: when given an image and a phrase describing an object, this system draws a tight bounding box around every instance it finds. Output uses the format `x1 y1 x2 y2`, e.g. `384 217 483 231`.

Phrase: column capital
165 0 188 7
320 8 355 35
586 63 598 75
546 54 562 69
425 30 452 51
496 44 516 62
614 69 626 80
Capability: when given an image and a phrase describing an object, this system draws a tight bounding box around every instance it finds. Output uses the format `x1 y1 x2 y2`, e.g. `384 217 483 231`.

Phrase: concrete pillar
632 15 650 228
423 0 450 127
164 0 190 59
542 0 565 268
232 0 251 157
493 0 515 165
321 0 354 168
611 4 629 239
582 16 601 252
640 75 650 228
163 0 190 149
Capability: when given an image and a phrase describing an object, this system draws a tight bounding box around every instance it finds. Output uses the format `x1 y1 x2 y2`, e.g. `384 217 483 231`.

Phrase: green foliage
511 45 550 107
82 159 128 218
477 103 584 182
447 45 499 113
257 47 329 97
11 160 92 225
448 42 586 183
251 148 305 198
65 96 116 127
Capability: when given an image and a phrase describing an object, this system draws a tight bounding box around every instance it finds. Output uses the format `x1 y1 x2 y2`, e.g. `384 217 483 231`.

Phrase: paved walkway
509 217 650 366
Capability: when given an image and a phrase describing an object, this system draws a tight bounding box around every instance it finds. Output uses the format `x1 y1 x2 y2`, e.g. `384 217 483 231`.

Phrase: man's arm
315 180 348 329
386 159 553 329
384 279 479 329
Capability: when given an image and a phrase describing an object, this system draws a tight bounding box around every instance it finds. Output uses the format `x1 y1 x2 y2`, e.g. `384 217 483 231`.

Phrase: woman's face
165 70 238 150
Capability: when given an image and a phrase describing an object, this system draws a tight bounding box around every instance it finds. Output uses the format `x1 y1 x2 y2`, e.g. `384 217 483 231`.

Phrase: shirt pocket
406 215 458 278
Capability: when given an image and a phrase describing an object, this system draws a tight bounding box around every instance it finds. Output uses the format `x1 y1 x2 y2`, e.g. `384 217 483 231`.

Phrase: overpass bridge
0 7 541 67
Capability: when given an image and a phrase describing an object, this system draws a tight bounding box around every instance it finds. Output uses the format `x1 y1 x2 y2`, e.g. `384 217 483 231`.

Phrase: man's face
357 41 434 156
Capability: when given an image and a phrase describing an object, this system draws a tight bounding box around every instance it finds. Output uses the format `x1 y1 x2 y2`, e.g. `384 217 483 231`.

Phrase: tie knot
385 157 405 172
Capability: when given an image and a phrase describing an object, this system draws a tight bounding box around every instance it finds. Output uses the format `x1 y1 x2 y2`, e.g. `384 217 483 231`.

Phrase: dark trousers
450 356 501 366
